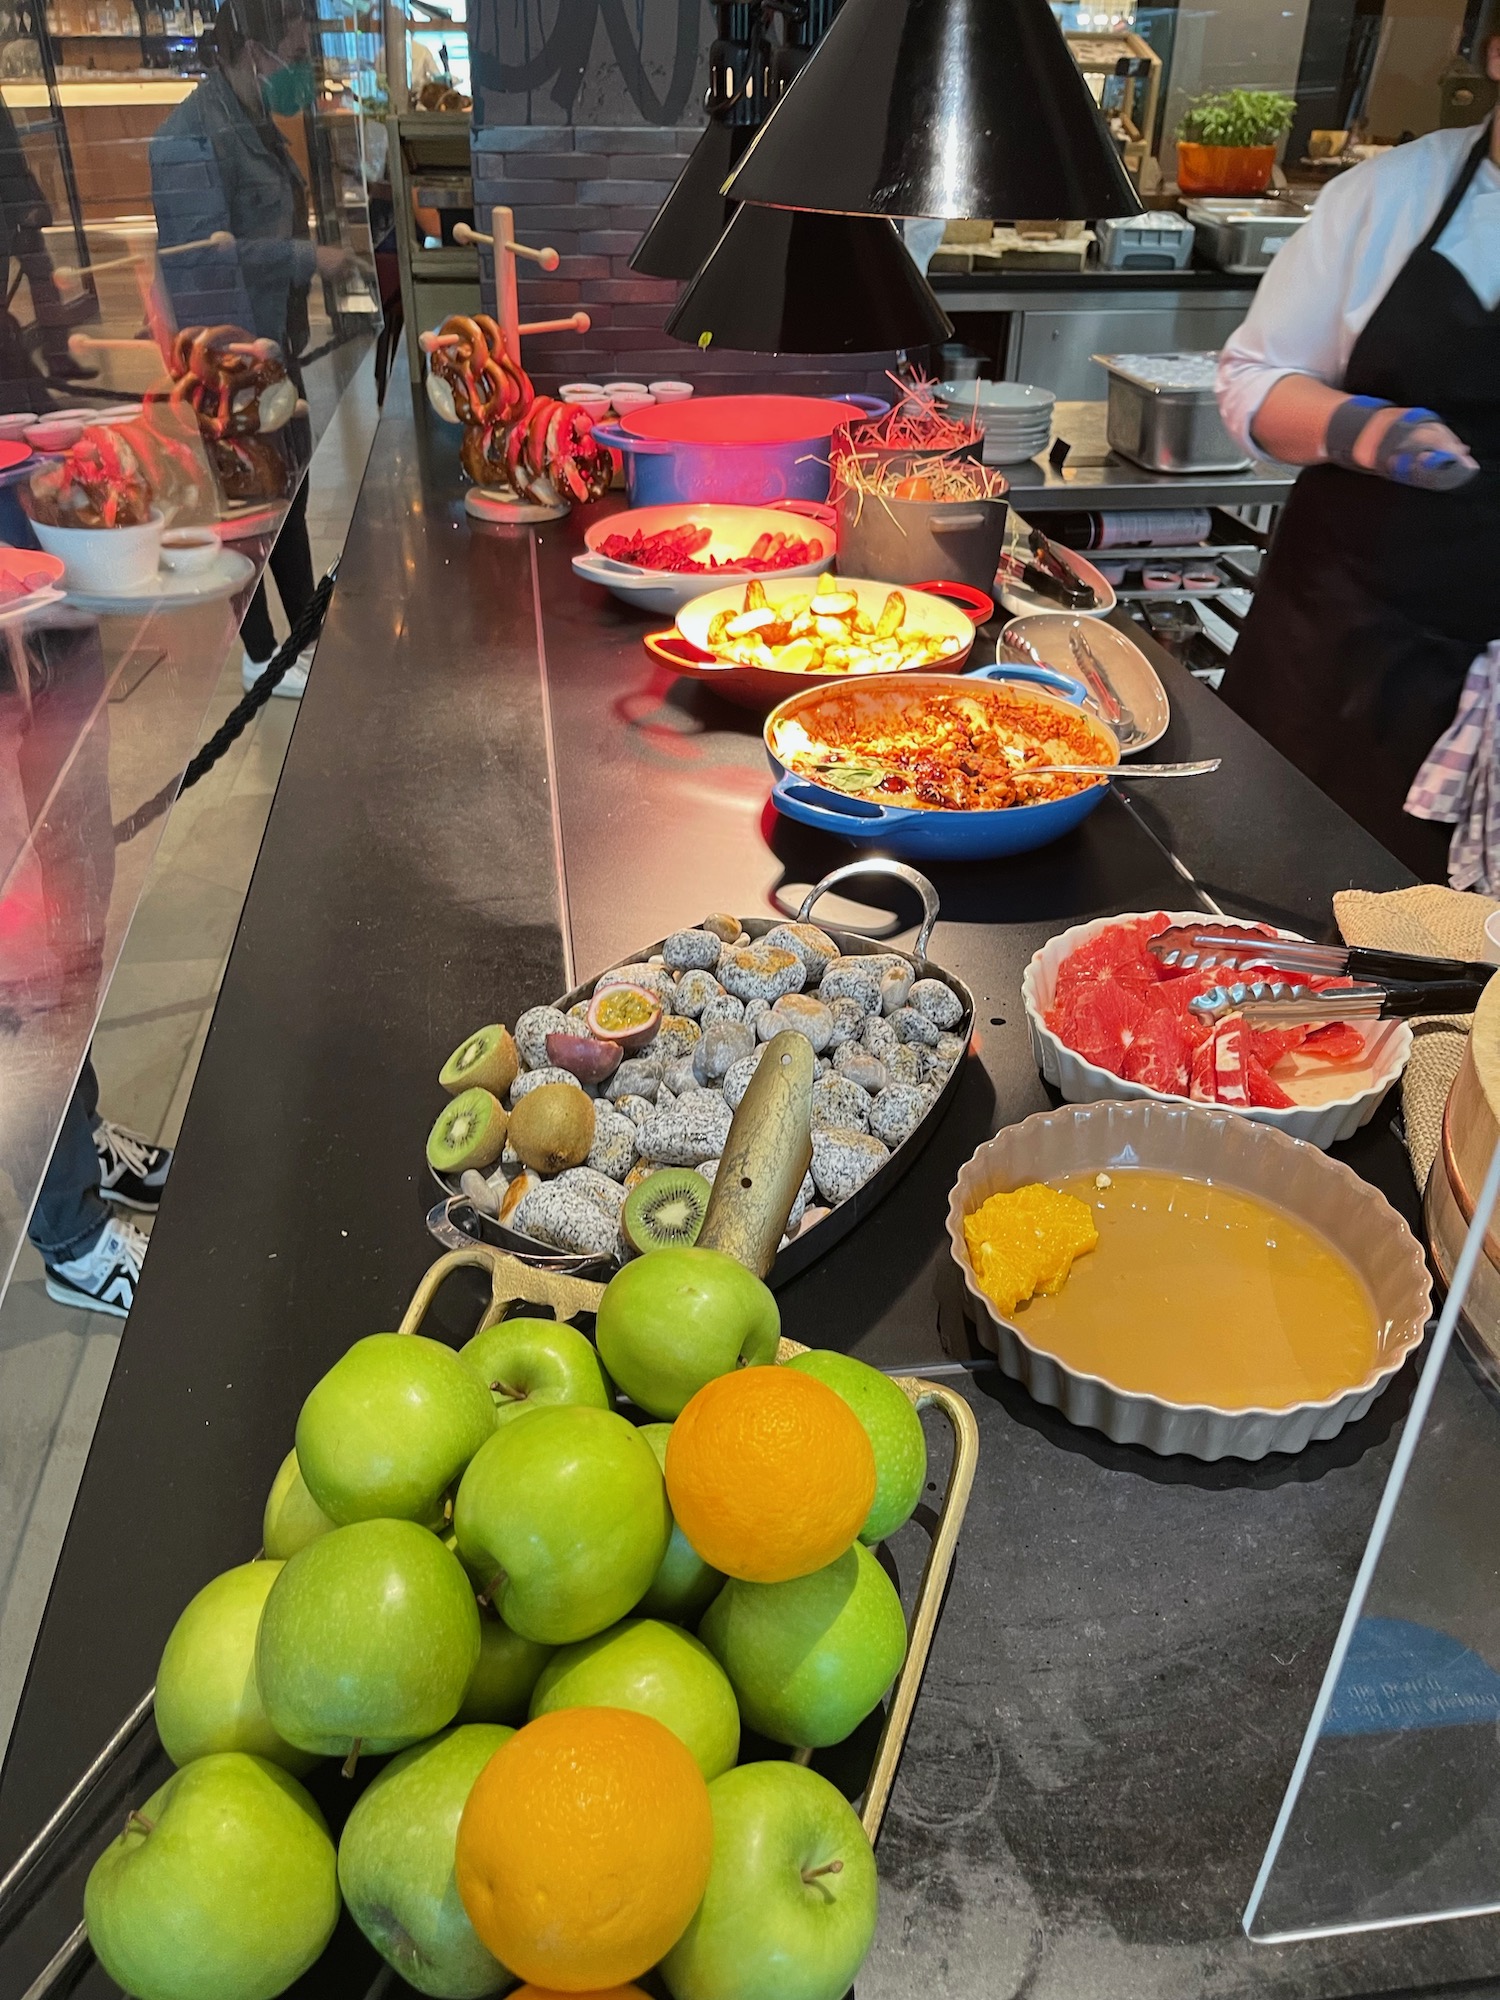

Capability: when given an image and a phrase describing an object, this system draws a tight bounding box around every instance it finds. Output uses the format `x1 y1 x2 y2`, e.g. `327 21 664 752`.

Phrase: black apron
1220 128 1500 879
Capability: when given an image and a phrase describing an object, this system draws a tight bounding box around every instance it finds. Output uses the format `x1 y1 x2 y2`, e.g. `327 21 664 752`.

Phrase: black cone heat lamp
631 3 769 281
663 203 951 353
636 0 952 352
725 0 1142 221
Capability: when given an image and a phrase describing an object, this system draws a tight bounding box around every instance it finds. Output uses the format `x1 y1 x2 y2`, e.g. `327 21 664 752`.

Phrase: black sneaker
43 1215 148 1317
94 1118 172 1212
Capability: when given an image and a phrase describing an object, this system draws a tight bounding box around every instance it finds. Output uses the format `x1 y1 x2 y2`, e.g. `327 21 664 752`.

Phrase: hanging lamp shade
631 122 757 281
665 202 952 354
723 0 1142 221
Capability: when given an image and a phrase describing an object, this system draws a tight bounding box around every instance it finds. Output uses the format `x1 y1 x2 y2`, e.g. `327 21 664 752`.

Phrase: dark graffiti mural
471 0 711 127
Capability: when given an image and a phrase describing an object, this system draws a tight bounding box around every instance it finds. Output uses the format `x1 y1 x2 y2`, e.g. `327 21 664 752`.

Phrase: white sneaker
44 1215 149 1318
242 643 313 699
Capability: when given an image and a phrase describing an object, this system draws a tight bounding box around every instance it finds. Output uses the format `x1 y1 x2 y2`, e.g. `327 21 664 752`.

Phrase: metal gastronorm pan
427 860 975 1287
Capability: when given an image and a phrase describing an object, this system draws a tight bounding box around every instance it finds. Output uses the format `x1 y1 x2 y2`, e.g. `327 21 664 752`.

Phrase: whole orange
665 1366 877 1582
511 1990 650 1999
454 1707 712 1991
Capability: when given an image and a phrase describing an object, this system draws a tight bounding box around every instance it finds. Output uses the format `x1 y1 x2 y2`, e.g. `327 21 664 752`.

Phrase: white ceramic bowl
33 509 163 593
648 380 695 401
937 379 1056 415
559 382 606 400
604 380 648 397
573 501 836 615
946 1098 1431 1459
1021 909 1412 1150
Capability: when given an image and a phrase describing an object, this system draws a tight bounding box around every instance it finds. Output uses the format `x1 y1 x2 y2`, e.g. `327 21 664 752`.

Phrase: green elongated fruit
697 1031 814 1276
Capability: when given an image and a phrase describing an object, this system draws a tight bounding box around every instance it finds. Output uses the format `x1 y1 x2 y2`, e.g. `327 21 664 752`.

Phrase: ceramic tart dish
946 1098 1431 1461
1021 908 1413 1150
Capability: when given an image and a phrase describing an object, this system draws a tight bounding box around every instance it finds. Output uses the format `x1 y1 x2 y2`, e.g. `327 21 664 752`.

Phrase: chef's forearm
1252 376 1435 469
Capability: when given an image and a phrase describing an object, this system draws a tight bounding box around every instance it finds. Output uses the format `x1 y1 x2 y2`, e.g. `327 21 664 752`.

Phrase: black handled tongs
1185 979 1458 1024
1149 924 1494 1022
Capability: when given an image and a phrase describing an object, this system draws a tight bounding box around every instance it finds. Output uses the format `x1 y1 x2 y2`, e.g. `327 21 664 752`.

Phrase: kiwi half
428 1087 508 1172
440 1024 519 1099
623 1167 709 1253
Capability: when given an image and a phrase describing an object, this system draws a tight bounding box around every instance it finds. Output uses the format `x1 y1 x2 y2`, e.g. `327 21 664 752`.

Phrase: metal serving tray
1184 197 1309 275
1095 352 1250 476
427 860 975 1287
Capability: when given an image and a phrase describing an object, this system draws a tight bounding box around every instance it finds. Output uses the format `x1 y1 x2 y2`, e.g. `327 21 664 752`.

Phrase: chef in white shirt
1215 14 1500 878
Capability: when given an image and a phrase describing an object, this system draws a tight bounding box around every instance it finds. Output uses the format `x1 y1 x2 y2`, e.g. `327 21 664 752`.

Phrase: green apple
454 1405 670 1644
261 1449 336 1558
256 1519 480 1757
700 1542 906 1748
661 1761 878 2000
595 1247 780 1418
458 1316 613 1425
338 1724 513 1998
530 1616 739 1779
637 1423 724 1622
295 1332 495 1526
458 1610 553 1724
154 1560 314 1774
785 1351 927 1544
84 1751 339 2000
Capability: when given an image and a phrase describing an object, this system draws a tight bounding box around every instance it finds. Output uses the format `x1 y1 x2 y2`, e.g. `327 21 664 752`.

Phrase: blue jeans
28 1055 108 1265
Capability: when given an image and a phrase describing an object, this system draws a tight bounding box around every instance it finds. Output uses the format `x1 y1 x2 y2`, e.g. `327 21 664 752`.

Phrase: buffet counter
5 388 1500 1999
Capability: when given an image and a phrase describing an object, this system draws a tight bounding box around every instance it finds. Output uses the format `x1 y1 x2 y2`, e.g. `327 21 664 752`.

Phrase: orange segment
455 1708 712 1991
964 1183 1099 1316
665 1366 876 1583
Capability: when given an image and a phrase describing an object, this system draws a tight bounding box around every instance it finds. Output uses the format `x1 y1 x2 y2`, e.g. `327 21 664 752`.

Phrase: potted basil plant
1176 88 1297 196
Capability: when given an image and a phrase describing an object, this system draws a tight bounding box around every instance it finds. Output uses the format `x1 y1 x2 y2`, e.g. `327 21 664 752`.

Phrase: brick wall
471 125 909 399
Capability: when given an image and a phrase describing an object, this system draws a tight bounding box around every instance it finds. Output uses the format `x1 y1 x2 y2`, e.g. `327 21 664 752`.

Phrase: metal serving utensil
1149 922 1494 988
1187 978 1485 1022
1021 757 1221 779
1068 624 1142 745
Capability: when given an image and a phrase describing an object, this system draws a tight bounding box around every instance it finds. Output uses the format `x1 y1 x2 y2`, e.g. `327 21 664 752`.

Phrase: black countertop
5 389 1500 2000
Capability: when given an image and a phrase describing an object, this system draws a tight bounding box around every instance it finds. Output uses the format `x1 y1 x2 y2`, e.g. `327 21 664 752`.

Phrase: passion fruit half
586 982 662 1052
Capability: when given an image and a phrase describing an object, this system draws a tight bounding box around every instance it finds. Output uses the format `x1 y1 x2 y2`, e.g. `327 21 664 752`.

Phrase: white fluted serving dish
946 1099 1431 1460
1021 909 1412 1150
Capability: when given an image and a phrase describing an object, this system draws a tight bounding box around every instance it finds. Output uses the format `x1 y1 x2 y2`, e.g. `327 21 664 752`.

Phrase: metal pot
834 479 1009 591
591 393 888 507
765 663 1118 860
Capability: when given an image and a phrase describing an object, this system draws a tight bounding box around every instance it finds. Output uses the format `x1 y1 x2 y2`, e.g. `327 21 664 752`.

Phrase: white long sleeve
1216 125 1500 457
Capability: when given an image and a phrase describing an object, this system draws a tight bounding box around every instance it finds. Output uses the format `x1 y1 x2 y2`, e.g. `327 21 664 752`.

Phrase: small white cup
570 396 612 420
648 380 695 401
1482 909 1500 966
559 382 606 400
604 380 648 398
160 526 221 575
610 393 655 416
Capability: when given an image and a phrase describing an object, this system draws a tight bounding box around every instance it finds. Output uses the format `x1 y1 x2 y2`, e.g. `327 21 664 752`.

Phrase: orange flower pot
1176 141 1277 196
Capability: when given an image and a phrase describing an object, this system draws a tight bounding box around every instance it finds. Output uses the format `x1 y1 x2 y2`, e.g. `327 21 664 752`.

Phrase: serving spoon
1019 758 1221 780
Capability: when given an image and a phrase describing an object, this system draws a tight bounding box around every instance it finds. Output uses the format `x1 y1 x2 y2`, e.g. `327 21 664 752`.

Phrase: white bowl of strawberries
1021 910 1412 1151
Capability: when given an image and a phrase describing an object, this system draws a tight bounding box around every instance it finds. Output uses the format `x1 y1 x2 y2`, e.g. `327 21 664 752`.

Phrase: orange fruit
454 1707 712 1991
665 1366 877 1583
512 1991 649 2000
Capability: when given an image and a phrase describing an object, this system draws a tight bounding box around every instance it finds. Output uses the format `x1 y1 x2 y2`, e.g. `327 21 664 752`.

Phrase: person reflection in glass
150 0 350 697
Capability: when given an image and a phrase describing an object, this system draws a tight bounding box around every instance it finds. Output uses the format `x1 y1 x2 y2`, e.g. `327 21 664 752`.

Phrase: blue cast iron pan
764 663 1118 860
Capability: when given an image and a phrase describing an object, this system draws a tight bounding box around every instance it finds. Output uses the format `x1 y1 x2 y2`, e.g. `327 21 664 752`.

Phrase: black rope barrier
112 558 340 847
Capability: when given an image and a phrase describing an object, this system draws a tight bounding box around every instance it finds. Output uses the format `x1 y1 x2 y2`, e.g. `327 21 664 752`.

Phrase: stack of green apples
85 1244 931 2000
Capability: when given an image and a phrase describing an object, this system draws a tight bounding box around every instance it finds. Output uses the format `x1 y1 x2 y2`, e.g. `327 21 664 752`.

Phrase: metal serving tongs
1149 923 1495 1022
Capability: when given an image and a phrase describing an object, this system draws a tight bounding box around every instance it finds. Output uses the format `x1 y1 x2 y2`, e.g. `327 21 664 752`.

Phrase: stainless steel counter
1002 399 1295 512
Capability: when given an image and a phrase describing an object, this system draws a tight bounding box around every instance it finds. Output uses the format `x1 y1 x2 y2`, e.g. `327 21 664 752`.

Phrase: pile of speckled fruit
427 913 968 1259
83 1226 934 2000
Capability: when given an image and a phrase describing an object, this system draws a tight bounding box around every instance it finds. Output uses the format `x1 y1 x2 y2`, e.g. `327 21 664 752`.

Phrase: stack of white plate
937 379 1056 466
